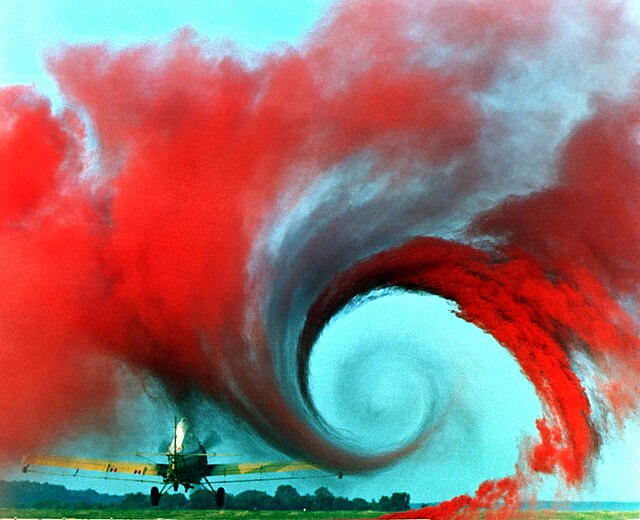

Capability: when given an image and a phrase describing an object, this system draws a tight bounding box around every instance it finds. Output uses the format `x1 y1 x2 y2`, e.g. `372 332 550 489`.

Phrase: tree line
0 480 411 512
120 485 410 511
189 485 410 512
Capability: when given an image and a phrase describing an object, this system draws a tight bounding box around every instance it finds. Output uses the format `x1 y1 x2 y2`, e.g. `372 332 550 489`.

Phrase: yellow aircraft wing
206 461 320 477
23 454 166 477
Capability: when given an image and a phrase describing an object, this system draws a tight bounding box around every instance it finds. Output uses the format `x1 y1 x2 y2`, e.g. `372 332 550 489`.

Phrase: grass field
0 509 383 519
0 510 639 519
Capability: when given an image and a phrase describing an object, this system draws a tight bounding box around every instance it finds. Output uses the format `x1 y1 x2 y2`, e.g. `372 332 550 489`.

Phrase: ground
0 510 639 519
0 510 381 519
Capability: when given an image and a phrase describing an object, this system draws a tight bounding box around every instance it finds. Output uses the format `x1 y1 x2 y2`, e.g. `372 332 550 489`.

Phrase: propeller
114 450 242 457
202 431 222 450
114 450 243 458
113 417 242 458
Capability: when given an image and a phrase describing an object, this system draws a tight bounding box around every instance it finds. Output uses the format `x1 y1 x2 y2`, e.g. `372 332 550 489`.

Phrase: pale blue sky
0 0 330 107
2 0 640 505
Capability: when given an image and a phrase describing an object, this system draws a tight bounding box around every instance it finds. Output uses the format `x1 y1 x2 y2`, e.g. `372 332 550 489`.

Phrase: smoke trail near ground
2 0 640 517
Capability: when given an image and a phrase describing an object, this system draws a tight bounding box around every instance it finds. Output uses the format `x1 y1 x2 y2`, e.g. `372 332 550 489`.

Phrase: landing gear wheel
173 482 179 492
215 487 225 508
150 486 161 506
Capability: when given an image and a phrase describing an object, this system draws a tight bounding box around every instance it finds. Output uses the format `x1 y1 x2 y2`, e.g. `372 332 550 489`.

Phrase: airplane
22 418 341 507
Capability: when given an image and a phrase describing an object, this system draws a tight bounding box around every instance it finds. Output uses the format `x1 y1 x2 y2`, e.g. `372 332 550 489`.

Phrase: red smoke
1 0 639 518
302 230 635 516
0 87 116 456
317 98 640 517
307 85 640 520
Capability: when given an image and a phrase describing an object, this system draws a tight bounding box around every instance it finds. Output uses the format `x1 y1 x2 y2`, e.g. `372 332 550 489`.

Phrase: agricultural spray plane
22 418 340 507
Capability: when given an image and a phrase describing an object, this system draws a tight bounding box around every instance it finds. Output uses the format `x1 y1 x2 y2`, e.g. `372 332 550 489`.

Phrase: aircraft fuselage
164 447 208 486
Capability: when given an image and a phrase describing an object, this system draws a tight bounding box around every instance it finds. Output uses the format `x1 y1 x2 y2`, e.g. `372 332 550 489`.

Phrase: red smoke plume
1 0 639 518
0 87 116 456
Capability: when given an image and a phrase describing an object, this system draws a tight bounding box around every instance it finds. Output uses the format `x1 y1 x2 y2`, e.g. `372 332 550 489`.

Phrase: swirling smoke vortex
2 1 640 517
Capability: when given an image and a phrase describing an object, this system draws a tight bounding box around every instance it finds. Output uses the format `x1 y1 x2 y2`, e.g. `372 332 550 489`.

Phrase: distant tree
220 492 235 509
0 480 119 508
120 493 149 509
1 479 413 513
352 497 370 510
232 490 276 510
334 496 353 510
274 484 302 510
161 493 188 509
389 492 411 511
300 493 315 511
119 492 187 510
188 489 217 509
379 495 392 511
313 486 335 511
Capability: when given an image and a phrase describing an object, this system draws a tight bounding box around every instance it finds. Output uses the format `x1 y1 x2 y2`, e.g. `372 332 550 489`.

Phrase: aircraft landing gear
150 486 161 507
215 487 225 508
173 481 179 492
202 477 225 508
